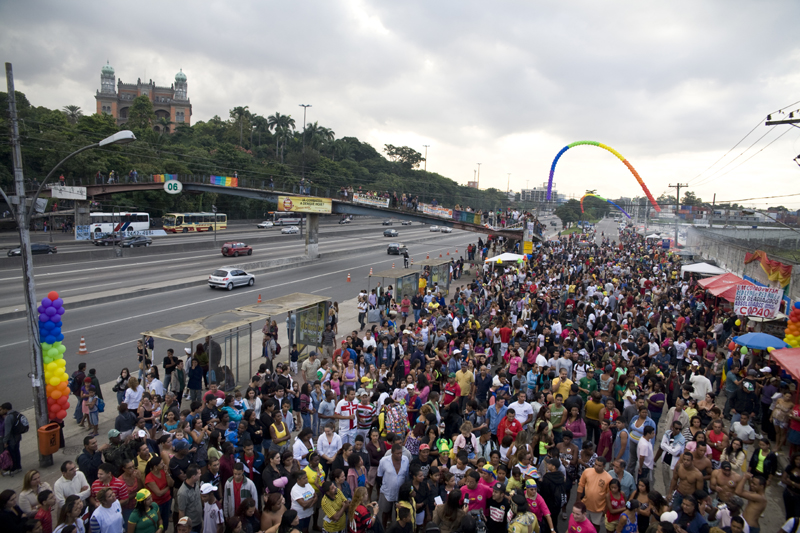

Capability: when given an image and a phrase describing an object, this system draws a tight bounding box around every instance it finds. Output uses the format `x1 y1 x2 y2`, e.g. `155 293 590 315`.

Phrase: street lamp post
422 145 429 171
299 104 311 183
1 63 135 467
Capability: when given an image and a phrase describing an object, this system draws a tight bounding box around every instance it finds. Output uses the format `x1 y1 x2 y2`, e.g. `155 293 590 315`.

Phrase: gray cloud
2 0 799 204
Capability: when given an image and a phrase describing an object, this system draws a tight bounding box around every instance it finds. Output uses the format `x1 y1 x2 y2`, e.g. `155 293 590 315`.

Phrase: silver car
429 225 440 232
281 226 300 234
208 268 255 290
441 227 452 233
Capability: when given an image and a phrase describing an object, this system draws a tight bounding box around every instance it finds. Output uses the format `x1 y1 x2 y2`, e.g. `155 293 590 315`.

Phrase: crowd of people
2 220 799 533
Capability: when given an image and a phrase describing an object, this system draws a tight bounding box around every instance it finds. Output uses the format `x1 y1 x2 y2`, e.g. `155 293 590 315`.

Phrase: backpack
96 398 105 413
275 343 281 355
10 411 29 435
69 372 83 395
385 404 409 436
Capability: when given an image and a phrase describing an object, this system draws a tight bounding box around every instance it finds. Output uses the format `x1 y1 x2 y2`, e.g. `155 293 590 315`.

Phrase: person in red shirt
497 408 522 441
460 470 493 515
596 420 613 462
34 490 55 533
443 373 461 407
93 462 132 504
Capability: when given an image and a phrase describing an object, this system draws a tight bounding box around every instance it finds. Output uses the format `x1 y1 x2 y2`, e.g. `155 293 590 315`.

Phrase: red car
221 242 253 257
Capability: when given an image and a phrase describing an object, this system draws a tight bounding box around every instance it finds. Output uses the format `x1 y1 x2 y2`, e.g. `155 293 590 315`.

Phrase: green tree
681 191 702 206
383 144 424 169
61 105 83 124
267 112 295 163
126 95 156 131
155 116 173 136
230 106 251 146
555 199 582 224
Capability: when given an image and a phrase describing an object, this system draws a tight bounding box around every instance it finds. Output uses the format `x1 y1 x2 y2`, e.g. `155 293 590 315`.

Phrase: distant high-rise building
520 186 557 204
94 62 192 133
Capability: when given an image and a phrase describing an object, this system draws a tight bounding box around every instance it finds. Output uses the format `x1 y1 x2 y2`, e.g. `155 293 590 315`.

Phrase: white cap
184 347 191 354
200 483 218 495
691 361 700 366
759 366 772 373
660 511 678 523
137 429 147 438
215 398 224 406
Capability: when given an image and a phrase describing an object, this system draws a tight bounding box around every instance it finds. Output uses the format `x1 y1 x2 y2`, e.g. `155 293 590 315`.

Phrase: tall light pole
299 104 311 183
476 163 481 189
1 63 135 466
422 145 429 171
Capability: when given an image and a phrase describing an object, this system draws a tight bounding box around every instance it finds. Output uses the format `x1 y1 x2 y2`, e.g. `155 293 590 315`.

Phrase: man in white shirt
637 426 655 485
508 391 534 428
53 460 91 514
146 371 164 397
334 388 358 444
362 331 377 351
689 367 713 402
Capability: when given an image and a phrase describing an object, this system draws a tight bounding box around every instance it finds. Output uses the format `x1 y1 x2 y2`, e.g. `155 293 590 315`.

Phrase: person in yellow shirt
577 457 613 529
418 277 427 295
455 361 474 407
551 367 573 399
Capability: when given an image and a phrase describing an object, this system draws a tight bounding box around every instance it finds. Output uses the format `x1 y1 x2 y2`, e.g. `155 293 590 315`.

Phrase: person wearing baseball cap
443 373 461 407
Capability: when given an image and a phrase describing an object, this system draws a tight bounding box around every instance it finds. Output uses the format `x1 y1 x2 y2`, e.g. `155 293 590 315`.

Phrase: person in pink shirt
479 465 497 488
568 502 597 533
524 479 555 532
460 471 493 516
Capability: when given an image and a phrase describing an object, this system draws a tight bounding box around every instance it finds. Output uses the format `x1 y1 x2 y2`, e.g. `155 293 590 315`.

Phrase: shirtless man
669 452 705 511
692 443 713 483
735 473 767 533
709 460 742 504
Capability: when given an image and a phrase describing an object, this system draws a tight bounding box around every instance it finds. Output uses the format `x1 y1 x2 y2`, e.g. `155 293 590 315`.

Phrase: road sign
163 181 183 195
212 205 217 213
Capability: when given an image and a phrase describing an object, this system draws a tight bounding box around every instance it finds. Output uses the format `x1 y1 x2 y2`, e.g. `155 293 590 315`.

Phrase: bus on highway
162 212 228 233
89 212 150 234
268 211 304 226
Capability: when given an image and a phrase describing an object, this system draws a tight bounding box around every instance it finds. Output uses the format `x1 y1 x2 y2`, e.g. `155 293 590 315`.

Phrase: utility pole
709 193 715 228
5 64 50 466
507 173 511 194
669 182 688 246
476 163 481 189
299 104 311 180
422 145 429 171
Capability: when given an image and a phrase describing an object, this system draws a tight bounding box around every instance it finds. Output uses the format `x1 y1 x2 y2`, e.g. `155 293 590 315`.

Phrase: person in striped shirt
356 389 377 440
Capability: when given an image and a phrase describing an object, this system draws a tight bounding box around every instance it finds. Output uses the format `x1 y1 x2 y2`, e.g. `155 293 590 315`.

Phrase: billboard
278 196 332 214
734 284 782 318
297 301 327 350
50 186 87 200
420 203 453 218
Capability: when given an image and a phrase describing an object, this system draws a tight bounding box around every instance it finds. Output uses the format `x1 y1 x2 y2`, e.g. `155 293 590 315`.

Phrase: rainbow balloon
39 291 70 421
580 193 631 218
546 141 660 212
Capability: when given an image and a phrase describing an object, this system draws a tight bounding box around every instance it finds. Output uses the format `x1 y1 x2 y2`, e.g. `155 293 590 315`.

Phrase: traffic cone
411 257 414 264
77 336 89 355
257 294 262 303
439 253 442 258
455 249 458 253
369 267 373 275
392 263 395 269
447 250 450 256
347 273 351 282
426 254 429 259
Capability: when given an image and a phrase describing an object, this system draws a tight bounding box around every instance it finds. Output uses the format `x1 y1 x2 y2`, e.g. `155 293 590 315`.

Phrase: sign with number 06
163 181 183 194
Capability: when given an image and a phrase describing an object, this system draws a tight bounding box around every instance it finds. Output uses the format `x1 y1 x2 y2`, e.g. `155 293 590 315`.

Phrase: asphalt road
0 228 475 403
0 224 446 309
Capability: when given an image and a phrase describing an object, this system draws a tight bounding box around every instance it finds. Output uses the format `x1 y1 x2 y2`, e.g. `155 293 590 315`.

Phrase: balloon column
783 302 800 348
39 291 69 421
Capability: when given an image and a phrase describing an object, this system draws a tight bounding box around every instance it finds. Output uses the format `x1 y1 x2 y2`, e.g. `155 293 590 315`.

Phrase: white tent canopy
680 262 727 276
485 252 526 264
645 234 662 239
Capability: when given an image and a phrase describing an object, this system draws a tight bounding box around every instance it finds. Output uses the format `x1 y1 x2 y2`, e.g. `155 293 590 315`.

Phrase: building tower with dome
94 61 192 133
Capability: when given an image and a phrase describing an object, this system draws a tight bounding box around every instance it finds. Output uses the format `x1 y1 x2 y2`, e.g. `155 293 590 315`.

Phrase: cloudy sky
3 1 800 208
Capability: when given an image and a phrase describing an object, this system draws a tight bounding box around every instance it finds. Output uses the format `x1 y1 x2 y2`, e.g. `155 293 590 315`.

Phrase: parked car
221 242 253 257
387 243 408 255
382 220 393 226
550 221 557 226
208 268 255 290
281 226 300 234
441 227 452 233
401 220 412 225
257 221 274 228
92 232 123 246
429 226 440 232
338 217 351 224
120 236 152 247
383 229 398 237
7 243 57 257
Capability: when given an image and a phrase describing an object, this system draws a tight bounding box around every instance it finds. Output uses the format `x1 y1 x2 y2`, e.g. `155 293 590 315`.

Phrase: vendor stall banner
744 250 792 287
152 174 179 182
210 175 239 187
352 193 389 208
734 284 782 318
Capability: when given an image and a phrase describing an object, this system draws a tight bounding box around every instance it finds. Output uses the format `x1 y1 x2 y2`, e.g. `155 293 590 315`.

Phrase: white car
257 221 274 228
441 227 452 233
429 225 440 232
281 226 300 234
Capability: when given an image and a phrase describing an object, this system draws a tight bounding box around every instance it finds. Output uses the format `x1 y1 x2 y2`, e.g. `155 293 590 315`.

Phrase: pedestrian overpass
44 180 534 243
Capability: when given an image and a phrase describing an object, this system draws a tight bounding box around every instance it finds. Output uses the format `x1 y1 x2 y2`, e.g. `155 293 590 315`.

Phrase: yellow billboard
277 196 332 214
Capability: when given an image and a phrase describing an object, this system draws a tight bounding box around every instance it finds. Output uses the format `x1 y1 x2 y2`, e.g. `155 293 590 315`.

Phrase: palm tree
251 115 270 147
62 105 83 124
155 117 173 136
268 112 295 163
230 106 251 146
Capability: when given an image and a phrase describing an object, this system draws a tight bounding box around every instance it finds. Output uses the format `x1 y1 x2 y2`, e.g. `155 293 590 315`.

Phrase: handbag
367 308 381 323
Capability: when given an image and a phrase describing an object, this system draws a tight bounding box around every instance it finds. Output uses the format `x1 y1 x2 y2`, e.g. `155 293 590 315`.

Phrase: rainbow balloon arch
39 291 70 421
546 141 661 212
580 193 631 219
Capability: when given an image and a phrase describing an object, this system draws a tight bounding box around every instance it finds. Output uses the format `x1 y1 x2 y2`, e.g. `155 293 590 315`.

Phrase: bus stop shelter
415 257 452 296
142 292 330 390
367 269 420 324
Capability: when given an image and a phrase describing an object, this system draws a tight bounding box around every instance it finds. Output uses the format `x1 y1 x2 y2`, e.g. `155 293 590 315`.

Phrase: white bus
89 212 150 235
269 211 304 226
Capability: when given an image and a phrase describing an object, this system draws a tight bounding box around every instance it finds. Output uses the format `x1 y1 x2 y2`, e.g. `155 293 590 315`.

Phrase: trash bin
37 423 60 455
